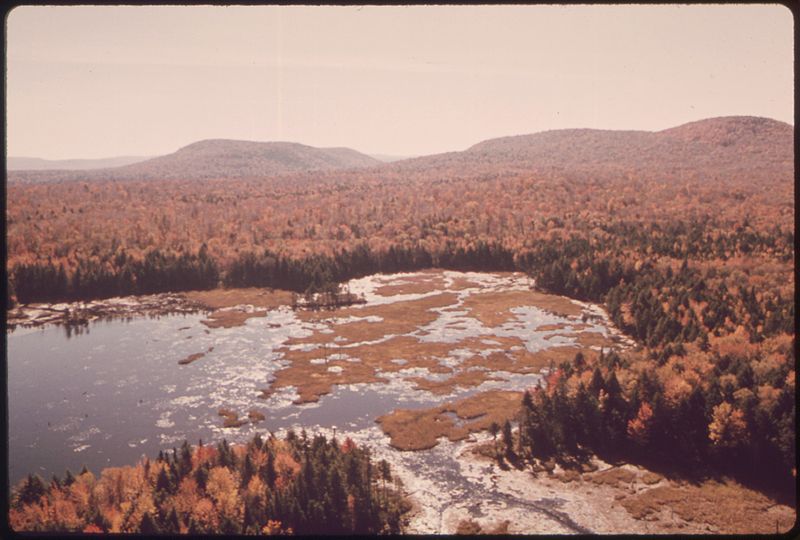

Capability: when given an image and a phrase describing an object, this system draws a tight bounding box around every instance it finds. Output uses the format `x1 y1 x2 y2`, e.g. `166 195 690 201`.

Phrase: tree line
9 240 515 306
509 341 795 497
519 232 793 346
10 246 219 305
9 431 408 534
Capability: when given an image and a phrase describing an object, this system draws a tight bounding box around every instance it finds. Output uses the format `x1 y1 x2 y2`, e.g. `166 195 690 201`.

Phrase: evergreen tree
16 474 47 508
139 512 160 534
165 508 181 534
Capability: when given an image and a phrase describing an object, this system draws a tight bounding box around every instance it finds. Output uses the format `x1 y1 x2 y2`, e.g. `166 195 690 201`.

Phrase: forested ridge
7 139 381 183
10 432 408 534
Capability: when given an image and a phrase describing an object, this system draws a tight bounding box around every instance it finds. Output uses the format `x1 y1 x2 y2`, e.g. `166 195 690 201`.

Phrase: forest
507 336 794 493
9 431 408 534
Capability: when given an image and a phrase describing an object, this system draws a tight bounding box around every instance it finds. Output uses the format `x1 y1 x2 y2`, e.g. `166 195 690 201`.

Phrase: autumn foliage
516 333 795 496
9 432 408 534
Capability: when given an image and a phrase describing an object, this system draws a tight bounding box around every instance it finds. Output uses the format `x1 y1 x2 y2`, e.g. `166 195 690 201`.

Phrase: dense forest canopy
9 432 408 534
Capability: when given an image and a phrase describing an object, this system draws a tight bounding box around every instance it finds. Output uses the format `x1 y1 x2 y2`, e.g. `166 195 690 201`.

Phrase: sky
5 4 794 159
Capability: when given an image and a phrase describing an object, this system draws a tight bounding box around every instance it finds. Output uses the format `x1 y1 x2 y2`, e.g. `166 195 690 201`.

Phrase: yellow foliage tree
206 466 241 522
708 402 748 448
627 402 654 446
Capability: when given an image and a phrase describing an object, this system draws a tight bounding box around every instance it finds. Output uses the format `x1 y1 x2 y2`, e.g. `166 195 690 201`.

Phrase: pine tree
589 366 605 396
165 508 180 534
139 511 160 534
63 469 76 487
263 450 277 488
241 453 255 488
178 440 192 479
187 518 202 534
16 474 47 508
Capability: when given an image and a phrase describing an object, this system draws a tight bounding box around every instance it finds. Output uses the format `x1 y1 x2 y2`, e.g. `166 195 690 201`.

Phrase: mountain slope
7 116 791 184
116 139 381 180
8 140 380 182
389 116 793 182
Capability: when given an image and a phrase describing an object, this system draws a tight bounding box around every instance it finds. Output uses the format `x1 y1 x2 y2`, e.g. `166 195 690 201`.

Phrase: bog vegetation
10 432 408 534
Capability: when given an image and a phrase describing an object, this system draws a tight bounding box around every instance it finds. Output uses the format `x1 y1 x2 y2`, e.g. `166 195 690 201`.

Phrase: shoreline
5 286 368 332
435 437 796 535
6 292 209 332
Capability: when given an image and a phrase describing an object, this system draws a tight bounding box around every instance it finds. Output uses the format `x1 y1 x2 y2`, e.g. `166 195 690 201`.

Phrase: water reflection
64 322 89 339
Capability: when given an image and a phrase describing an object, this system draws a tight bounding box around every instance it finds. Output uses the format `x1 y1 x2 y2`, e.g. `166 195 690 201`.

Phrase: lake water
7 271 629 532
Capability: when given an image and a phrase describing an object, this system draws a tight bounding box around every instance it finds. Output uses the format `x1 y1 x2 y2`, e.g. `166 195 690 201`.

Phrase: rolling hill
7 140 381 183
7 116 791 184
387 116 793 182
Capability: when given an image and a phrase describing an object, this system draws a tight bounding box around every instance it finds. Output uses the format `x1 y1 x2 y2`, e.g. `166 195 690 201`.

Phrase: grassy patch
269 357 384 404
641 471 663 485
556 469 582 483
218 408 248 428
272 335 457 403
586 467 637 487
620 479 796 534
408 370 502 395
184 287 294 310
455 518 511 535
544 331 616 348
247 410 266 422
446 276 485 290
376 390 522 451
462 289 584 328
468 440 499 461
201 308 268 329
574 331 617 348
187 287 296 329
373 272 448 296
535 322 592 332
273 338 592 405
455 519 482 535
463 346 591 375
290 292 459 345
534 322 571 332
178 346 214 365
179 352 206 365
461 290 530 327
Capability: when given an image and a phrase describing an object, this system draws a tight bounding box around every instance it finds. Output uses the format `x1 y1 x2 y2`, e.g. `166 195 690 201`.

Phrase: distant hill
110 140 382 180
7 155 151 171
7 117 791 184
389 116 793 182
7 140 380 183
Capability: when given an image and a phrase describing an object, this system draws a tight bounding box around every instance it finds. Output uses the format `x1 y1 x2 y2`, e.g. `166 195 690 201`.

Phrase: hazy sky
6 5 794 159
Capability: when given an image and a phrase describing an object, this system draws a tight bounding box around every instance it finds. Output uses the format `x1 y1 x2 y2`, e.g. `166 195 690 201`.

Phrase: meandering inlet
9 270 632 532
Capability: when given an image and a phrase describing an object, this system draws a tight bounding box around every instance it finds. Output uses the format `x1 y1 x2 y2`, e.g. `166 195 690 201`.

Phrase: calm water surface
8 309 420 485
